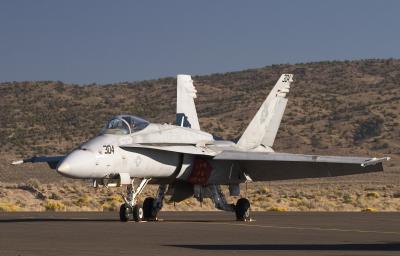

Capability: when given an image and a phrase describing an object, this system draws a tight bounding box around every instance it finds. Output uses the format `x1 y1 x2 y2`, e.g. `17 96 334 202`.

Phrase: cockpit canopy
102 115 149 135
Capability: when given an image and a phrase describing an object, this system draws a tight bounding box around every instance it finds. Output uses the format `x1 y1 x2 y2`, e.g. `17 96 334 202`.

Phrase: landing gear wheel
119 204 131 222
132 204 143 222
235 198 251 221
143 197 156 221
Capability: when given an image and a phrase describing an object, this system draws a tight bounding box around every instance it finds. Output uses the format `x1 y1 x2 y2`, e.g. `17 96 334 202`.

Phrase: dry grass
361 207 377 212
0 179 399 212
0 202 22 212
268 206 288 212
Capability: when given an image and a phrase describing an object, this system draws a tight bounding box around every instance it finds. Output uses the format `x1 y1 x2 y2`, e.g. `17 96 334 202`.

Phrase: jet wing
213 151 389 181
12 156 64 169
120 143 216 156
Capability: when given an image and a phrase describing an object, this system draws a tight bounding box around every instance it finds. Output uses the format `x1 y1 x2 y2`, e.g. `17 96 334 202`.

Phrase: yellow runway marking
164 220 400 236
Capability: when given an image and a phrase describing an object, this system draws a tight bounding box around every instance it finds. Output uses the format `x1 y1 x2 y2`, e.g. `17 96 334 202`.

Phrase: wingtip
11 160 24 165
361 157 390 167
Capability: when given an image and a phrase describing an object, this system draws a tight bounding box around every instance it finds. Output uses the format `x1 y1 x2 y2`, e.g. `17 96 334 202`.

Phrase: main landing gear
235 197 251 221
143 184 167 221
207 185 251 221
119 179 167 222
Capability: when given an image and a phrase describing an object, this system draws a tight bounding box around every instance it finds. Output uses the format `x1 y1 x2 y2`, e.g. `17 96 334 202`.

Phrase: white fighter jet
12 74 389 221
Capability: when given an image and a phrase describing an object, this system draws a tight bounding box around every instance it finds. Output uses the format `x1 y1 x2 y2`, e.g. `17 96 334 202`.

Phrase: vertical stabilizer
236 74 294 149
176 74 200 130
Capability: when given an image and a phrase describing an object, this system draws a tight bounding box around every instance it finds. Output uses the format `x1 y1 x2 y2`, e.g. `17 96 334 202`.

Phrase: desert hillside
0 59 399 211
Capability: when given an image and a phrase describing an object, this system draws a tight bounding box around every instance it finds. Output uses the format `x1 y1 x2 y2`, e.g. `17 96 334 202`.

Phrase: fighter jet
12 74 389 221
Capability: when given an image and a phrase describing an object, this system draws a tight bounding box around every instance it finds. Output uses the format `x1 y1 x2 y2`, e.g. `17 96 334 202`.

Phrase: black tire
143 197 156 220
119 204 130 222
235 198 251 221
132 204 143 222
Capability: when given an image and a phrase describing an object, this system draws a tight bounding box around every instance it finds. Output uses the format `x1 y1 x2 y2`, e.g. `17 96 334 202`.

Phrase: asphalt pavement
0 211 399 256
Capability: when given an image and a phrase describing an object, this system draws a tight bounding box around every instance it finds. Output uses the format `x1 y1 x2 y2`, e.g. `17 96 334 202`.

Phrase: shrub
75 195 90 207
27 178 41 189
342 194 352 204
44 200 66 211
106 194 123 203
257 186 270 195
366 192 380 198
353 116 383 141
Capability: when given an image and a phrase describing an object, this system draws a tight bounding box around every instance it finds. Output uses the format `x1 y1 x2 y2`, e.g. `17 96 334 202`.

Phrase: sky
0 1 399 84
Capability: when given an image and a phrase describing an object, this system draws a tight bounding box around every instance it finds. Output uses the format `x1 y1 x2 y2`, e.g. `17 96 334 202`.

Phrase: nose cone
57 150 95 178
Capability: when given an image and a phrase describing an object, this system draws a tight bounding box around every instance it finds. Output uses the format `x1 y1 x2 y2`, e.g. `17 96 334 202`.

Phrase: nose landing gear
119 203 144 222
119 178 149 222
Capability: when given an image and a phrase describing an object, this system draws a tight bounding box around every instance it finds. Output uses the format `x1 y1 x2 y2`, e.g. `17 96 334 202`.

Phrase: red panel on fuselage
188 157 213 185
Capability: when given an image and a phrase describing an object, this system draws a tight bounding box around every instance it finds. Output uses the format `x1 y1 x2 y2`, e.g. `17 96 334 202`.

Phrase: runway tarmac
1 211 400 256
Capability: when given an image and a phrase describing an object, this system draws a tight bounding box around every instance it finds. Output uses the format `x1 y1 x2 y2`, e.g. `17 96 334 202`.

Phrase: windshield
103 118 130 135
102 115 149 135
121 115 149 132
